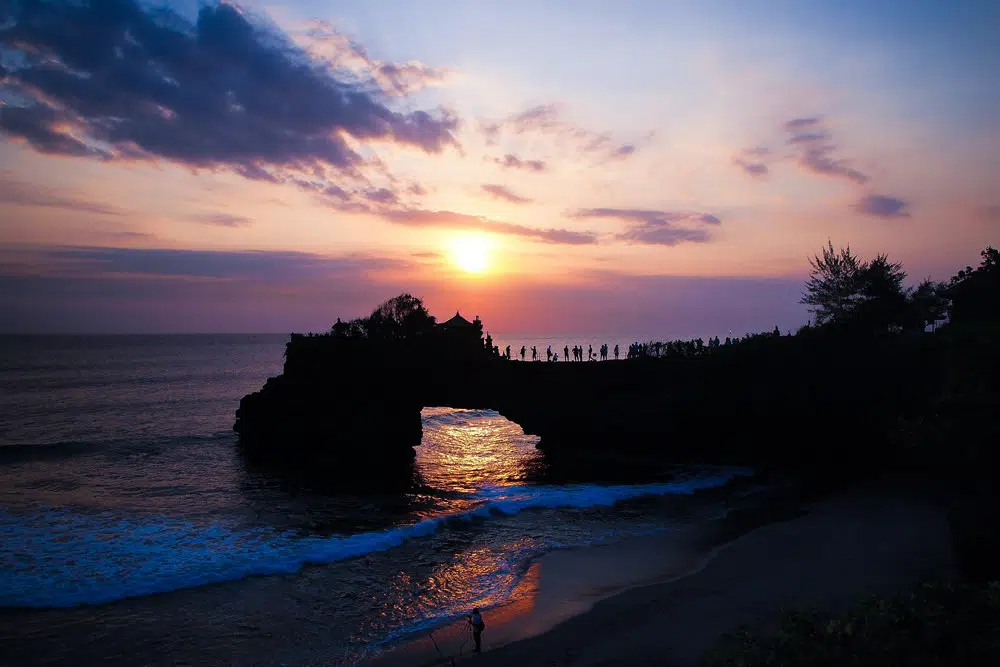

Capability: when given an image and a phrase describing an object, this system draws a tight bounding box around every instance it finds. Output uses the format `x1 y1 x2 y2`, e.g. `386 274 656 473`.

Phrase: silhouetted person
588 344 593 361
505 344 511 359
563 345 569 361
546 345 552 362
468 608 486 653
773 325 780 337
531 345 537 361
614 344 619 360
520 346 526 361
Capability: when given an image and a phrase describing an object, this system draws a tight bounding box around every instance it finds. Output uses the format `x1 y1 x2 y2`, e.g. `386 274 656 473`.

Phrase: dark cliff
235 328 941 476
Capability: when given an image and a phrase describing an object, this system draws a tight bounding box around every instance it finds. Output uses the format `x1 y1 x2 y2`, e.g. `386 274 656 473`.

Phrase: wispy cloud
481 184 532 205
492 154 548 173
192 213 254 228
483 103 645 163
0 178 126 216
572 208 720 246
732 147 770 178
384 209 598 245
297 20 453 97
783 117 868 185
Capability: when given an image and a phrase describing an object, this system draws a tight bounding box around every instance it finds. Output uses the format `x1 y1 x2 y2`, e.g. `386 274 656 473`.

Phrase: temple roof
439 312 476 328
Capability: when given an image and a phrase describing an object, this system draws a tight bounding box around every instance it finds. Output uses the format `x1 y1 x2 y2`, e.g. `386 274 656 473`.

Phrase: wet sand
366 483 952 667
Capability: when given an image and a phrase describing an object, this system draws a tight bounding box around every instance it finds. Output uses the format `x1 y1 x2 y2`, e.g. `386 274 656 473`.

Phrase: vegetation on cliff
703 581 1000 667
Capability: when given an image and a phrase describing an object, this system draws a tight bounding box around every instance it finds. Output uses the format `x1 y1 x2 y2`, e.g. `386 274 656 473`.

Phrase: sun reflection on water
416 407 544 496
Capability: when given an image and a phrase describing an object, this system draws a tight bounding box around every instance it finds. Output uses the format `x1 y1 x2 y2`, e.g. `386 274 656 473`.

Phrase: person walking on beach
468 608 486 653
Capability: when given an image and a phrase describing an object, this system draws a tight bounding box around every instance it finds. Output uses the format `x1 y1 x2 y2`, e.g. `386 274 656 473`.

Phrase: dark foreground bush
702 581 1000 667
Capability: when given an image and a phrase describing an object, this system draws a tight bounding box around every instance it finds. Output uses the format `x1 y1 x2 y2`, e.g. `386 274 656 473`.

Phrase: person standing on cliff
563 345 569 361
520 345 526 361
468 608 486 653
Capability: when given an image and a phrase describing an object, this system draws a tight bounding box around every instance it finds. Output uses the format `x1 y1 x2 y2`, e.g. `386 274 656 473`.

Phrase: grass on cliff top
702 581 1000 667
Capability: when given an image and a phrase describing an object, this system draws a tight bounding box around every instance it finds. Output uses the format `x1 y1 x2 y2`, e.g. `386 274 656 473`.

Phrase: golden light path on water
416 407 544 495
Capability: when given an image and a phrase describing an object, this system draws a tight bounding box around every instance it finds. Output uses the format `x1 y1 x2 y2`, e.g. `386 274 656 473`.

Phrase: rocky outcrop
235 330 935 478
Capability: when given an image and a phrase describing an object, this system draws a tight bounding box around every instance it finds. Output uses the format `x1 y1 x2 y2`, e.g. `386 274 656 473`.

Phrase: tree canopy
330 293 436 340
946 247 999 326
801 242 910 331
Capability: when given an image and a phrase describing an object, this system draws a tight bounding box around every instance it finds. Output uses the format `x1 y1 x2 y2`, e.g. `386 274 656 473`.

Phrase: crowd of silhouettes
483 328 788 362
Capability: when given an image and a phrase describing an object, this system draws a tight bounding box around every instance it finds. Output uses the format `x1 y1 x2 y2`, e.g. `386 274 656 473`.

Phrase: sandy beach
366 481 952 667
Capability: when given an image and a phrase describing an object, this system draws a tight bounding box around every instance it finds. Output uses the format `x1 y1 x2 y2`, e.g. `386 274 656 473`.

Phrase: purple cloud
732 147 770 178
0 177 125 216
481 184 532 205
493 154 548 172
854 194 911 218
606 144 638 160
784 117 823 131
192 213 254 228
783 118 868 185
572 208 720 246
506 104 563 134
364 188 400 205
0 0 458 188
484 103 644 163
384 209 597 245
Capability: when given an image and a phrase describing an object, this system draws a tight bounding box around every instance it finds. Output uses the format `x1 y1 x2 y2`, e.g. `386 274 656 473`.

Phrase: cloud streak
481 184 532 205
0 178 126 216
19 247 404 282
192 213 255 228
483 103 642 163
492 154 548 172
732 147 770 178
783 117 868 185
384 209 598 245
573 208 720 246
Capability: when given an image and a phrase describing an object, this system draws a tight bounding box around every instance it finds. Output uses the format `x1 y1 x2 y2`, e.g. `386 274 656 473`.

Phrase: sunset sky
1 0 997 335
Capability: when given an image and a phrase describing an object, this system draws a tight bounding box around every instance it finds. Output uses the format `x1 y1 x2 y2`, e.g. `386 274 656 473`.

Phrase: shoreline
362 478 951 667
361 479 807 667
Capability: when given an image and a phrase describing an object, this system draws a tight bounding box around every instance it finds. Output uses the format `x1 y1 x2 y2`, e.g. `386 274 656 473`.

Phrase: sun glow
450 235 490 274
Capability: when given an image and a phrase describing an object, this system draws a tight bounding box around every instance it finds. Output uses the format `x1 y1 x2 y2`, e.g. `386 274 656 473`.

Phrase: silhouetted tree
802 242 865 326
802 242 909 332
946 246 999 326
910 279 949 330
330 293 436 339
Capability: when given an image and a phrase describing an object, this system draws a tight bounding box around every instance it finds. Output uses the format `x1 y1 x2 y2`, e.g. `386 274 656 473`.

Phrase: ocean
0 334 752 665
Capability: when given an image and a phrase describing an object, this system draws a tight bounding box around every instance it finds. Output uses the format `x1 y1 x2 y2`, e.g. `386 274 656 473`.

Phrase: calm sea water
0 334 750 665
